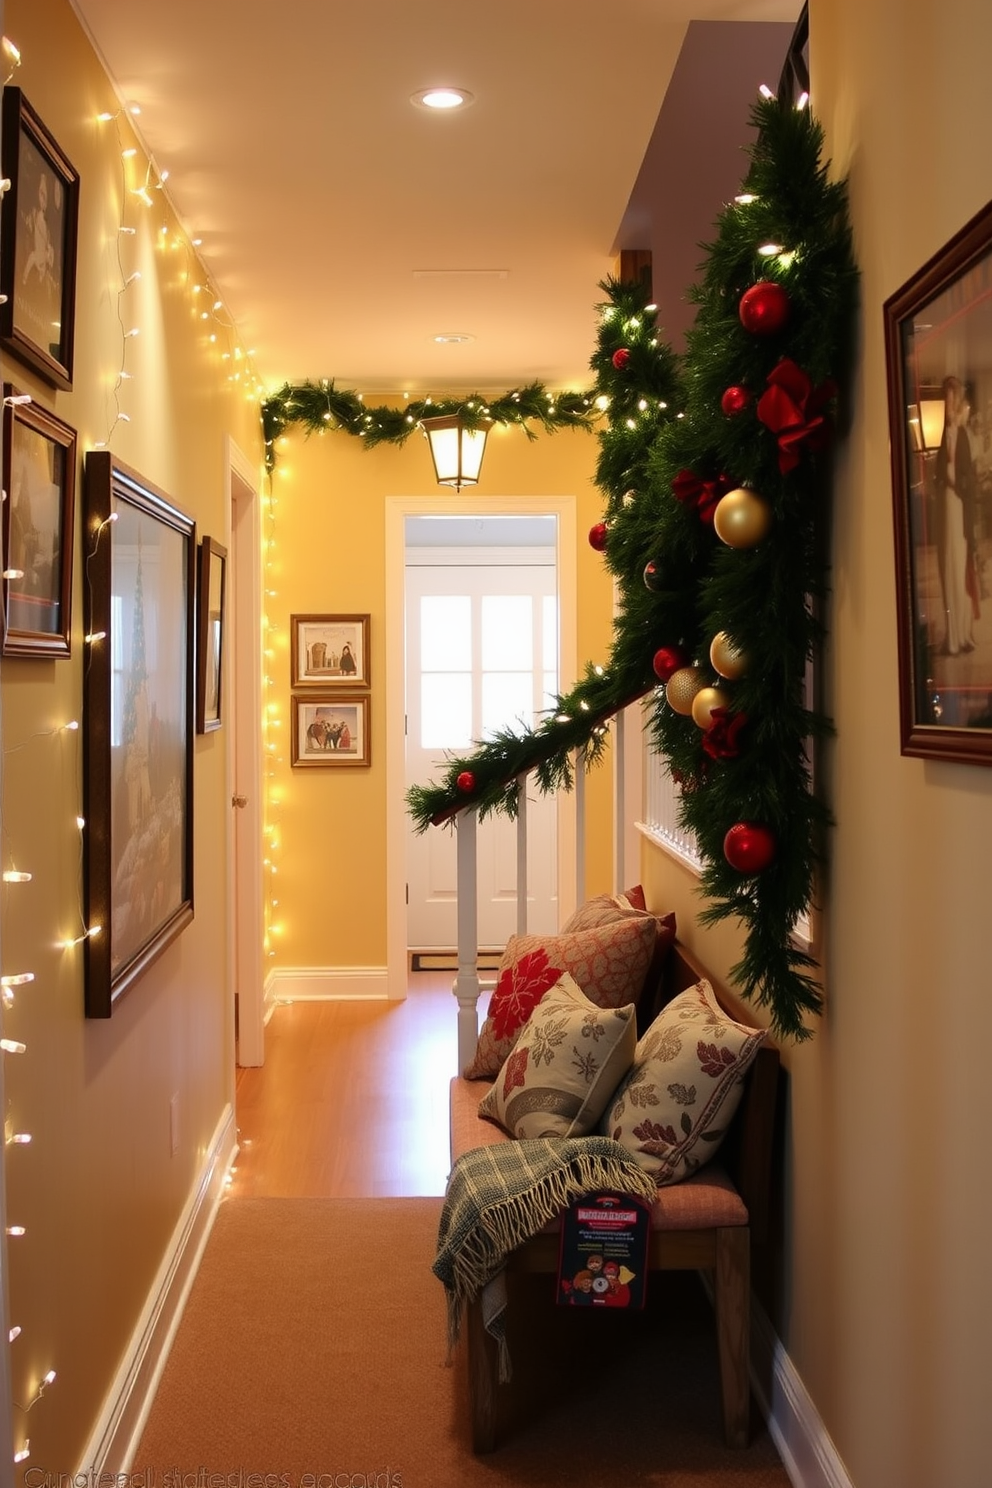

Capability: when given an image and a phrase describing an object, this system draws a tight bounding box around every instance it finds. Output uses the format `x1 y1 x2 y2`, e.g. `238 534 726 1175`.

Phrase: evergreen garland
260 379 599 473
407 97 858 1042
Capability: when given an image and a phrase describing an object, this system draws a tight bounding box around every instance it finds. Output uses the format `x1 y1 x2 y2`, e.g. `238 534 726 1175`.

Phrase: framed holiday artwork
884 199 992 765
290 613 370 689
196 536 227 733
82 452 196 1016
0 88 80 390
291 694 370 768
1 386 76 657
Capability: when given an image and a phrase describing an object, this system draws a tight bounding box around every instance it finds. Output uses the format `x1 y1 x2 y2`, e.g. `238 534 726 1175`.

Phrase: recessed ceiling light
411 87 475 112
433 332 475 345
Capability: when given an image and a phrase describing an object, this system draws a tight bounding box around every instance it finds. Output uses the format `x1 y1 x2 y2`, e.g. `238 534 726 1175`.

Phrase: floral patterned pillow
479 975 637 1140
599 978 766 1186
463 916 658 1080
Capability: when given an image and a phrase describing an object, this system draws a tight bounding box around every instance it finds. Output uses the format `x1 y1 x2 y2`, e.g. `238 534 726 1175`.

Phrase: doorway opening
404 514 559 956
384 495 577 999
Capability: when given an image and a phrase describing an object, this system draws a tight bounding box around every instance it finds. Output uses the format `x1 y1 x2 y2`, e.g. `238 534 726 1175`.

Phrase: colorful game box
557 1190 651 1309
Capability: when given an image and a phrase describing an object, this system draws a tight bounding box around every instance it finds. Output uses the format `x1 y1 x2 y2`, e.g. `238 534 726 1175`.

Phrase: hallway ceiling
69 0 799 394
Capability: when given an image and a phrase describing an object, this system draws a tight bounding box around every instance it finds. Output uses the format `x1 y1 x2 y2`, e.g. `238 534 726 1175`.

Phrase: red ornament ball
652 646 688 684
455 771 476 794
643 559 664 591
723 821 777 874
738 281 790 336
588 521 609 552
721 384 752 416
611 347 631 370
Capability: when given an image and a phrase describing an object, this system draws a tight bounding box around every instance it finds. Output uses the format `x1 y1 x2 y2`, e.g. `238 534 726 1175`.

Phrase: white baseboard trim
264 965 391 1006
78 1102 237 1473
751 1300 855 1488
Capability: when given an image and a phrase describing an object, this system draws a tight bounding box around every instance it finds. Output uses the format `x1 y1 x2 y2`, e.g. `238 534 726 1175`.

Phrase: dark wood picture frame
884 199 992 765
83 452 195 1016
196 536 227 733
0 88 80 390
1 385 75 657
291 693 371 767
290 612 370 689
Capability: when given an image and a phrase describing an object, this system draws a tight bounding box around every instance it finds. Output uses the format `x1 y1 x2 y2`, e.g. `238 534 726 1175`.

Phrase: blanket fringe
437 1141 657 1372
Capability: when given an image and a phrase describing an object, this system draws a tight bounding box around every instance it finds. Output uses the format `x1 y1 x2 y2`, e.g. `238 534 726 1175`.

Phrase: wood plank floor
231 972 466 1198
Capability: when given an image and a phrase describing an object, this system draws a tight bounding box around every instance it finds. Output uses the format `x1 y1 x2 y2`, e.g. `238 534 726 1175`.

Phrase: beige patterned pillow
600 978 766 1186
463 916 657 1080
479 975 637 1140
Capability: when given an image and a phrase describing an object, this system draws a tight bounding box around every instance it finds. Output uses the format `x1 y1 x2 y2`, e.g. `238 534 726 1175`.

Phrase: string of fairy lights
0 29 263 1466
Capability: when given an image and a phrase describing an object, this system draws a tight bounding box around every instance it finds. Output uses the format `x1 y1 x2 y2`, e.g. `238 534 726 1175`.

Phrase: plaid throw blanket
432 1136 658 1381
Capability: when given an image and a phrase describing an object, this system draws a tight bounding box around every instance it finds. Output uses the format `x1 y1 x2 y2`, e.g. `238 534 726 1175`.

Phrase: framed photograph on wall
0 88 80 390
290 613 370 688
196 536 227 733
1 386 75 657
884 199 992 766
83 452 196 1016
291 694 370 767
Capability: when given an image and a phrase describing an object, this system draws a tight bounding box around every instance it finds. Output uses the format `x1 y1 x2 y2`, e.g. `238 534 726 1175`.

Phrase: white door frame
226 437 265 1065
384 494 577 1000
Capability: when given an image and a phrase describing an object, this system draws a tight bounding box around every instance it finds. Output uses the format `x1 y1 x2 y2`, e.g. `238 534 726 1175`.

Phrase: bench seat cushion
449 1076 747 1231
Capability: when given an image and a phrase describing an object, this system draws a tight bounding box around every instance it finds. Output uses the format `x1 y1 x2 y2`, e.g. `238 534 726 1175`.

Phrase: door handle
232 794 248 808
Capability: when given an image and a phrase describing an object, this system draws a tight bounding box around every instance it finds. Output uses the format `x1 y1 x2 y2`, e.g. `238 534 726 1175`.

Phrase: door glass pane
421 595 471 670
482 672 533 736
421 672 472 748
481 595 531 669
542 595 558 672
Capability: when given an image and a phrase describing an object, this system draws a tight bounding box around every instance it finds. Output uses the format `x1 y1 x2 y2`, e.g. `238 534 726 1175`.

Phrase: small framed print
196 536 227 733
0 88 80 390
291 694 370 768
1 386 76 657
290 613 369 688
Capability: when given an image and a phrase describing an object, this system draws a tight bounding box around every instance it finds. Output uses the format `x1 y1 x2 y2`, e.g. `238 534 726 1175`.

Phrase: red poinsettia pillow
463 916 658 1080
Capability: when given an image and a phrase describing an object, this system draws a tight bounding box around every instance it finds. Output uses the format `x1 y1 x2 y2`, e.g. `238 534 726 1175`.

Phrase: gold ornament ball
709 630 749 680
691 684 732 729
713 487 772 549
665 666 708 716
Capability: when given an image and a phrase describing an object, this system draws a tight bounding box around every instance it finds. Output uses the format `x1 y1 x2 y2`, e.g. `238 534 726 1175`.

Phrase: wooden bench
448 939 780 1453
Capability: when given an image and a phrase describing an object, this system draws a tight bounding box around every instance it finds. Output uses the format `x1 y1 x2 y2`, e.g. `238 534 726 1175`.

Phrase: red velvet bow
756 359 837 474
671 469 732 524
701 707 748 761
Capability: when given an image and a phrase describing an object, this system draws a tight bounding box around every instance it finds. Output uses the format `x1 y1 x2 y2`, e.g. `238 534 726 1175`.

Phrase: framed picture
82 452 195 1016
291 694 370 768
196 536 227 733
0 88 80 390
290 612 370 688
1 386 75 657
884 199 992 765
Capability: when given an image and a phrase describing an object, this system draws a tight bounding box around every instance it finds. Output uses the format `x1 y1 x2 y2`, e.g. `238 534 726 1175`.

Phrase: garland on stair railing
407 96 858 1041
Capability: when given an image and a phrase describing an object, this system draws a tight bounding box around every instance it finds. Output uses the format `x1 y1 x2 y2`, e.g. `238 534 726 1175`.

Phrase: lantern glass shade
421 414 493 490
918 398 945 450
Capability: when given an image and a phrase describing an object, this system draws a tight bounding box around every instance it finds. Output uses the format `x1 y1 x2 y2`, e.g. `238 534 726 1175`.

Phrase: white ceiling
69 0 800 395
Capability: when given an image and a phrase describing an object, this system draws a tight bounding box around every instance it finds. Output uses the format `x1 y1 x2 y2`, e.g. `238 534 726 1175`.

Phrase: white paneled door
405 544 559 950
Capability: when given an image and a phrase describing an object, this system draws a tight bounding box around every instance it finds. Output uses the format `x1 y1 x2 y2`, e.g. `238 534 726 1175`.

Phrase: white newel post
516 774 528 936
453 805 481 1071
574 749 586 907
614 708 625 894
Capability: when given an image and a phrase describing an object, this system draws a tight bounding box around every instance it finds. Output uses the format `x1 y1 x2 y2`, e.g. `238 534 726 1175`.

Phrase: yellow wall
263 416 613 973
2 0 261 1469
642 3 992 1485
